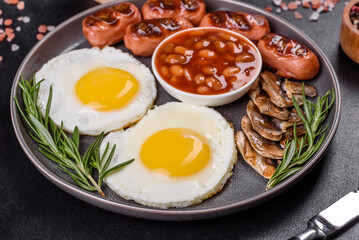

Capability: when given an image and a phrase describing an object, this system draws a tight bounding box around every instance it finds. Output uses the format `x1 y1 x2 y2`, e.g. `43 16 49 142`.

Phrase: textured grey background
1 0 358 239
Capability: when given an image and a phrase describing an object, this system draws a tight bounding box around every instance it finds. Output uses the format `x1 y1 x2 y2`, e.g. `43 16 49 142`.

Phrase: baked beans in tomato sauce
154 28 260 95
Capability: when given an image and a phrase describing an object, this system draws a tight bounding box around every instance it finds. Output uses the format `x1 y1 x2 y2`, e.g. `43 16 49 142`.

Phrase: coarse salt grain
294 11 303 19
17 1 24 10
0 18 3 25
272 0 282 6
23 16 30 23
276 7 282 13
38 25 47 33
47 25 55 31
4 19 12 26
15 26 20 31
11 43 19 51
309 11 320 21
36 33 44 40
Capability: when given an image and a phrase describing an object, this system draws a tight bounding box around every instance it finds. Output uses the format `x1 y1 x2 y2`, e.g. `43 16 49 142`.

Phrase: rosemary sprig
14 76 134 197
266 84 335 190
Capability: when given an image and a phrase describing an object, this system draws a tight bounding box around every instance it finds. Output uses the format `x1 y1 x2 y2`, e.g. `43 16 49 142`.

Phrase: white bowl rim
151 26 263 99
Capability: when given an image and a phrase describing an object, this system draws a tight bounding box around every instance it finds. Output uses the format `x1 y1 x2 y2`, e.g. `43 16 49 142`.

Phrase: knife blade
289 188 359 240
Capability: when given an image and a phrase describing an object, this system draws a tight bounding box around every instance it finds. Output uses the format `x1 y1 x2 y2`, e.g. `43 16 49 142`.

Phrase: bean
236 53 255 62
184 68 192 81
205 76 222 90
171 76 180 84
213 40 226 53
170 65 184 77
195 39 211 49
159 53 167 61
197 86 211 94
174 46 193 56
165 54 186 64
196 59 214 66
160 66 169 76
223 66 241 77
198 49 217 59
162 43 174 54
225 54 235 61
226 42 241 54
184 36 201 47
194 74 205 85
219 32 237 42
202 66 217 75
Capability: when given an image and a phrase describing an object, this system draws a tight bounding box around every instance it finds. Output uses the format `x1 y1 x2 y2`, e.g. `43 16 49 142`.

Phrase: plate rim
10 0 342 221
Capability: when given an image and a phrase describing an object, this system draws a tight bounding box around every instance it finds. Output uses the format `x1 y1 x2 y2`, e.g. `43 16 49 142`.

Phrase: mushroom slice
236 131 277 179
246 100 283 141
248 82 290 120
282 78 317 99
271 117 303 132
279 125 307 148
241 115 284 159
260 71 303 108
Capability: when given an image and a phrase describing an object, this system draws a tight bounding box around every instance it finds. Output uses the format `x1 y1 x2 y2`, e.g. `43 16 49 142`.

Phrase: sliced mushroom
236 131 277 179
248 79 290 120
282 78 317 99
241 115 284 159
271 117 303 132
288 108 302 122
279 125 307 148
246 100 283 141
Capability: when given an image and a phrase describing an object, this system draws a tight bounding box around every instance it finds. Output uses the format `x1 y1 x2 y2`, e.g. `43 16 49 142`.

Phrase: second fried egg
100 102 237 209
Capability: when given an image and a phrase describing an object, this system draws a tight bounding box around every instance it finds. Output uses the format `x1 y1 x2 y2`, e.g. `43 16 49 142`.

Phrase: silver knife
289 188 359 240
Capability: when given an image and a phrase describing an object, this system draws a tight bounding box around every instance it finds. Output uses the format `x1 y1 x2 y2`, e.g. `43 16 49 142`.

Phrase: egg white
35 47 156 135
101 102 237 209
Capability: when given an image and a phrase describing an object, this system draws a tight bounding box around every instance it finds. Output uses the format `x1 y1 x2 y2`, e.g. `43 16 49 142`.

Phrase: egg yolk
75 67 139 111
140 128 211 177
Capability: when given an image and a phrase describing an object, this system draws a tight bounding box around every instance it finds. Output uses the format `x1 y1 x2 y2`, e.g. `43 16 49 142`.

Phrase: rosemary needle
14 76 134 197
266 84 335 190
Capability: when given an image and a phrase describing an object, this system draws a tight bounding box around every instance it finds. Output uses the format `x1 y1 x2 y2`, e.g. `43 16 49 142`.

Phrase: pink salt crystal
302 2 310 8
294 11 303 19
311 0 321 10
38 25 47 33
36 33 44 40
288 2 298 10
0 9 2 15
0 56 3 62
0 33 5 42
0 18 3 25
17 1 24 10
7 31 15 40
280 2 288 11
4 19 12 26
265 6 273 12
17 16 23 21
5 27 13 35
4 0 19 5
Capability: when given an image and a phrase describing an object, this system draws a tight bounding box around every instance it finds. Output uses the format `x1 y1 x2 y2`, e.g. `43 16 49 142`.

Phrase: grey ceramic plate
10 0 341 221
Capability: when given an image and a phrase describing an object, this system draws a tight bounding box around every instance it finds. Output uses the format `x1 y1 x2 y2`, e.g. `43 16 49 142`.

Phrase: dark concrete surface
1 0 358 239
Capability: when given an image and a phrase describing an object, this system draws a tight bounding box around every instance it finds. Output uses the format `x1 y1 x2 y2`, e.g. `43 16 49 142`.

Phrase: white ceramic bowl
151 27 262 107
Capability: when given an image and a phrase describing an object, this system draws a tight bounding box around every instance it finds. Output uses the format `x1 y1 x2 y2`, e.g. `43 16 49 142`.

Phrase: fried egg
35 47 156 135
100 102 237 209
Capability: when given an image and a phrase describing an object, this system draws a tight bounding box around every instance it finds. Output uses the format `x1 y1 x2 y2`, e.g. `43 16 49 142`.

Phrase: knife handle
288 220 327 240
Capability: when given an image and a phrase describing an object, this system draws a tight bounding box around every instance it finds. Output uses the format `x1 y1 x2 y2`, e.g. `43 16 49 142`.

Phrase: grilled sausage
199 11 270 41
82 2 141 47
142 0 206 26
258 33 320 80
124 17 193 57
